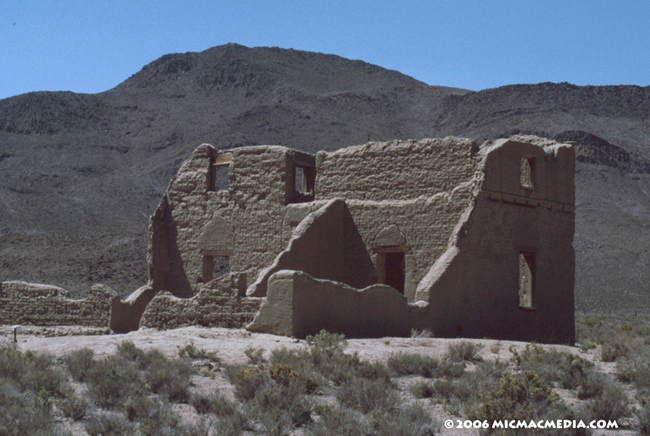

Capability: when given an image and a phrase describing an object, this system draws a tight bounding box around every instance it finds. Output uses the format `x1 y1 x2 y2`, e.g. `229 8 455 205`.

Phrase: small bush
225 365 273 403
145 354 193 403
308 406 369 435
469 370 565 426
64 348 95 382
446 341 483 362
178 342 221 363
410 380 436 399
388 353 464 378
213 410 251 436
85 411 136 436
244 347 267 364
387 353 440 378
579 382 631 422
369 403 439 436
191 391 237 416
86 355 144 408
638 404 650 436
57 387 88 421
336 377 398 414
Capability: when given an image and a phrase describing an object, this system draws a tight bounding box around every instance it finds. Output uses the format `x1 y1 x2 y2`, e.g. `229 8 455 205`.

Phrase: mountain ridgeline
1 43 650 312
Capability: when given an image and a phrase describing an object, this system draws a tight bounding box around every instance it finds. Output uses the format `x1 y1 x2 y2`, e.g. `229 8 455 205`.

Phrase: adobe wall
247 270 412 338
416 137 575 344
0 281 118 327
140 273 262 329
148 144 315 297
248 198 377 296
313 138 482 301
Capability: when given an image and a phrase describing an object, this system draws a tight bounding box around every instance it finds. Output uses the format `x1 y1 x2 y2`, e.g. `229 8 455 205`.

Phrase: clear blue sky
2 0 649 100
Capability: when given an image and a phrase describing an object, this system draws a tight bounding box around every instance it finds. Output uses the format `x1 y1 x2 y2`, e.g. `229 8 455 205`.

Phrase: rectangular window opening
202 255 230 283
518 252 535 308
291 164 315 203
520 157 535 190
209 153 232 192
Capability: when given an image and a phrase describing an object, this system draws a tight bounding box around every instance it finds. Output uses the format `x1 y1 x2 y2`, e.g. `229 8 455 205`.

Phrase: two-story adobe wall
313 138 483 301
416 137 575 343
148 144 316 297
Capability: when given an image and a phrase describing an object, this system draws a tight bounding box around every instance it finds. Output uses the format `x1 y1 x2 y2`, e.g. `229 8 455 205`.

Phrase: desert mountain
1 43 649 312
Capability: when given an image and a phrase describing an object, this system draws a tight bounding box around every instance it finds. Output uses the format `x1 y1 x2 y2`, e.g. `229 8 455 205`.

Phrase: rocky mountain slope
1 43 649 312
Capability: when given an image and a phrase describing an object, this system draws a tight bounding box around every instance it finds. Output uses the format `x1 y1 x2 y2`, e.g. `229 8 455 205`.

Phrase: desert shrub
56 387 88 421
0 378 64 436
247 380 312 432
616 355 650 388
579 382 631 422
86 354 144 408
85 411 136 436
116 340 147 363
178 342 221 363
336 377 398 414
369 403 439 436
190 391 237 416
411 380 436 399
213 410 251 436
225 365 273 402
145 354 193 403
0 343 33 382
63 348 95 382
306 330 361 384
601 336 633 362
307 406 369 436
638 404 650 436
510 343 607 398
244 347 267 364
387 352 464 378
21 353 68 399
387 353 441 378
0 345 67 400
446 341 483 362
468 370 569 429
268 362 301 386
356 360 392 381
269 348 326 392
130 397 180 436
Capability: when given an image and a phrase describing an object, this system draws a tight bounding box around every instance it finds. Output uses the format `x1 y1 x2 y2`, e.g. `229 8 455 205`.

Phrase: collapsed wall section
0 281 118 327
140 273 262 329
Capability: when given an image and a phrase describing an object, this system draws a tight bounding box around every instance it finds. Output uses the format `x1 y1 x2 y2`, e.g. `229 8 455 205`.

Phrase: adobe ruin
140 135 575 344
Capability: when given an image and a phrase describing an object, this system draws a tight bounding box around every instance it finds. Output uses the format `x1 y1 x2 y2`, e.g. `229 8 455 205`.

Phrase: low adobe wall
0 281 118 327
247 270 415 338
140 273 262 329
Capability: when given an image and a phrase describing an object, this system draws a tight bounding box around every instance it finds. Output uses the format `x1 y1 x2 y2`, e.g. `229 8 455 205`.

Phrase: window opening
202 255 230 283
518 252 535 308
520 157 535 190
209 153 232 192
291 164 315 203
382 252 405 294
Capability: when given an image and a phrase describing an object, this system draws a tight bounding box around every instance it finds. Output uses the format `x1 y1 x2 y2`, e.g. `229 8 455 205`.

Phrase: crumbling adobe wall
140 273 262 329
247 270 411 338
0 281 118 327
416 137 575 344
148 144 315 297
248 198 377 296
312 138 483 301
